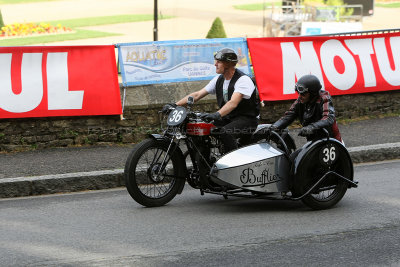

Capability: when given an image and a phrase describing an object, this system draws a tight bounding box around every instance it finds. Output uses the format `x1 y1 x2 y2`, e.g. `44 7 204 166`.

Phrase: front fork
150 136 178 182
148 132 186 180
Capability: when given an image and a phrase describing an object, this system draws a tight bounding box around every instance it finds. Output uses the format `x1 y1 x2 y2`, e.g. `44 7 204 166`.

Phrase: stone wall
0 80 399 152
260 89 400 122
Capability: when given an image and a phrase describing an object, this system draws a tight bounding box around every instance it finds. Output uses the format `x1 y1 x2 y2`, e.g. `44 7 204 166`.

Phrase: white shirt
205 74 255 101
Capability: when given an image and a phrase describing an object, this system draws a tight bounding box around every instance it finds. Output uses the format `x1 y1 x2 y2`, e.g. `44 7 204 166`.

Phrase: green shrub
206 17 227 38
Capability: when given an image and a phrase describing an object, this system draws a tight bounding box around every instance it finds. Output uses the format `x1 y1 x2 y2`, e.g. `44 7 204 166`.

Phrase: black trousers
213 115 258 153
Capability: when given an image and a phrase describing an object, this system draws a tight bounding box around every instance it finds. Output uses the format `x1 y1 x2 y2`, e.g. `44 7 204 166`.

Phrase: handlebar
159 106 177 114
268 129 291 156
322 128 330 141
189 112 214 123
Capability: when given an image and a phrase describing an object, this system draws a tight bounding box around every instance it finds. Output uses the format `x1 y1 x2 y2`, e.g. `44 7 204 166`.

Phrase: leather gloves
299 125 316 137
200 112 222 122
161 103 177 114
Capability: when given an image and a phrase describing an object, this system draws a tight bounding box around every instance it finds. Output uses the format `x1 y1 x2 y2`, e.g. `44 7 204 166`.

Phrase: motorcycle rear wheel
124 138 185 207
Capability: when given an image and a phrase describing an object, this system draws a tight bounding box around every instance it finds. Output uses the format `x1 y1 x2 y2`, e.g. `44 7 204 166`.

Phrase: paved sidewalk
0 116 399 198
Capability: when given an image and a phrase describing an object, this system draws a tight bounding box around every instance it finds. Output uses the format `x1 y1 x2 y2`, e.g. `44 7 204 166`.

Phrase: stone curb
1 144 399 199
0 170 124 198
347 143 400 163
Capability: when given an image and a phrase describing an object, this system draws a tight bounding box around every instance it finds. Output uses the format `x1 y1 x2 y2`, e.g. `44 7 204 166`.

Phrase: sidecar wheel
124 138 186 207
293 143 353 210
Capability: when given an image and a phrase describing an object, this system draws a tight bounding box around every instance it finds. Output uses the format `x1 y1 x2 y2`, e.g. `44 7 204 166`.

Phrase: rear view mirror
187 96 194 106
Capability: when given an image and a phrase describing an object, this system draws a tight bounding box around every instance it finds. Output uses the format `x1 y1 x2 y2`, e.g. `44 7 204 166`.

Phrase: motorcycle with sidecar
124 97 358 210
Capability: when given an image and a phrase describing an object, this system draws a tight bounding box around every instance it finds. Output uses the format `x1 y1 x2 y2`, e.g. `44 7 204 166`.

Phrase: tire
294 143 353 210
124 138 186 207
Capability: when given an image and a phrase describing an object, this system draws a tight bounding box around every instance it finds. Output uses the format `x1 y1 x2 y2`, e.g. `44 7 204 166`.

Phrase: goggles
213 51 238 62
295 84 309 95
214 51 224 61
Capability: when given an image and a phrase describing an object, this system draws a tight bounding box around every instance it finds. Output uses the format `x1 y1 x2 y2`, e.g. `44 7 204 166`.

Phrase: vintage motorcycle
124 97 358 210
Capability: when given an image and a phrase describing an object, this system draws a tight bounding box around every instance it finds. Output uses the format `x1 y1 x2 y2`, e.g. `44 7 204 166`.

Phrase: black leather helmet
214 48 238 63
295 74 322 96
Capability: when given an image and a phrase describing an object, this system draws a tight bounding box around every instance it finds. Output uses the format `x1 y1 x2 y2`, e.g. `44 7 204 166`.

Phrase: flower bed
0 22 72 37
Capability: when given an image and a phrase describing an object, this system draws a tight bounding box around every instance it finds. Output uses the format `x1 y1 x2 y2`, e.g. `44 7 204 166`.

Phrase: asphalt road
0 160 399 266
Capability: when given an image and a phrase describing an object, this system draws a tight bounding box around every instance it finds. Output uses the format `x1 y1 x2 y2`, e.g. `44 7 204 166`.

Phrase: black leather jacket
273 90 342 141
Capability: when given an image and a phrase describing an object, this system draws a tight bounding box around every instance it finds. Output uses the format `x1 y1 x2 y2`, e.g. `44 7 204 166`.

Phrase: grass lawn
233 2 281 11
375 2 400 8
0 14 173 46
46 14 157 28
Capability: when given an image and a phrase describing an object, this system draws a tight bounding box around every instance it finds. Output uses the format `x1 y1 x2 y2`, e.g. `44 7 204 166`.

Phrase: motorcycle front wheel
124 138 186 207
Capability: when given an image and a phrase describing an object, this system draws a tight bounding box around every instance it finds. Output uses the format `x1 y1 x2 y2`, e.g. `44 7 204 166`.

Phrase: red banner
0 45 121 119
248 32 400 101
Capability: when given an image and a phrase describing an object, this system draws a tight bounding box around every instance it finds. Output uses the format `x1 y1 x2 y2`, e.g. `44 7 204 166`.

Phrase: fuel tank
211 143 291 193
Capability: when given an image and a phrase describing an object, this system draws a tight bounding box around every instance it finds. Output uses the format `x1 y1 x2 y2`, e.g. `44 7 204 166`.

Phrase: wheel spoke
150 148 163 166
133 146 176 199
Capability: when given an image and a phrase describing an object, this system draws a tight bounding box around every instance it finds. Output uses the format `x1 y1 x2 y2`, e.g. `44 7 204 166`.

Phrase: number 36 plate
167 106 187 126
319 143 338 166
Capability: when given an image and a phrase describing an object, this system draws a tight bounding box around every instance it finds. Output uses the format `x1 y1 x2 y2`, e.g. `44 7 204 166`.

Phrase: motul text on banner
247 32 400 101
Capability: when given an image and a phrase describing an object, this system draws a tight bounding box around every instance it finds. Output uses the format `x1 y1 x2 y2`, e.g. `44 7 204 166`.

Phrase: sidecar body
209 134 358 210
211 143 291 193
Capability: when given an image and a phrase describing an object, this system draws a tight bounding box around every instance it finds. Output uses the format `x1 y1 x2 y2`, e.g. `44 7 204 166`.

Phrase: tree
0 9 5 28
206 17 227 38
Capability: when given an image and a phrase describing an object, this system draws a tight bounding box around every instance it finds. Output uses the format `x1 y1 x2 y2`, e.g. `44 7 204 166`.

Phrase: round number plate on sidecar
319 143 338 167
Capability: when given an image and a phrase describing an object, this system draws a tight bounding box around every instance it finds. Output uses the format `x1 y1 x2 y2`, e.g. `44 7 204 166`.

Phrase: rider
270 74 342 143
162 48 260 152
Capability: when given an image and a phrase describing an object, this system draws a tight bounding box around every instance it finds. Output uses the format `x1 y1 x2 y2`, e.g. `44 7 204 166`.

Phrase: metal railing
313 28 400 37
263 3 365 37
